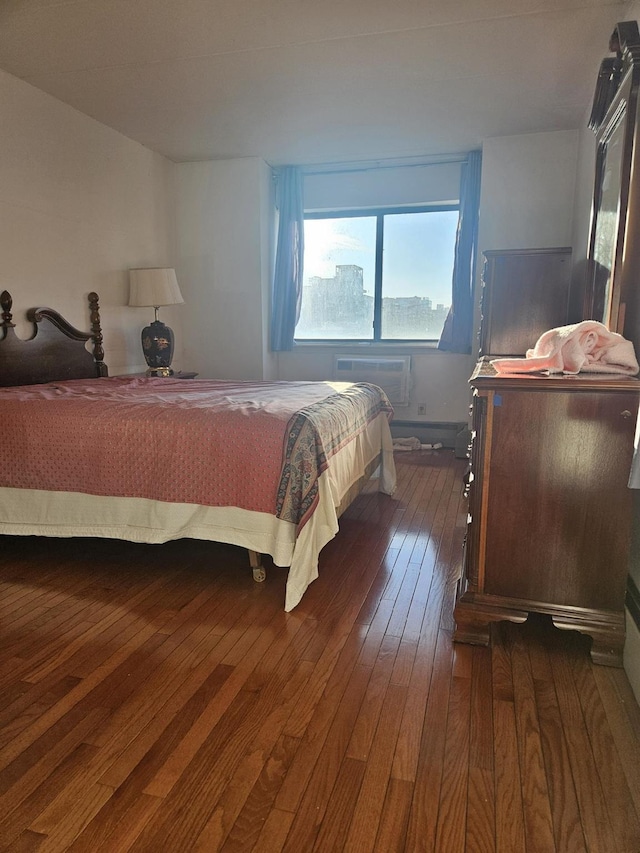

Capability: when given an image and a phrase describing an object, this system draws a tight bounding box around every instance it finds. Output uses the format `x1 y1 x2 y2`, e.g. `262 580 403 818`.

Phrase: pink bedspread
0 377 392 528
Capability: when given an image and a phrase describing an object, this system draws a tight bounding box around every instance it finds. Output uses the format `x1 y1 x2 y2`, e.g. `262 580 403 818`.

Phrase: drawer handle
622 410 633 419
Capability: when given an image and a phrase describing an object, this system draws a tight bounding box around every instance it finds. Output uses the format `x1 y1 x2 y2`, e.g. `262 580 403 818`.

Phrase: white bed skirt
0 412 396 610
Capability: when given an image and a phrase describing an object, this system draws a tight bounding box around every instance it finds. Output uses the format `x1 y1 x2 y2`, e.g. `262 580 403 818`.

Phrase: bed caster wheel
252 567 266 583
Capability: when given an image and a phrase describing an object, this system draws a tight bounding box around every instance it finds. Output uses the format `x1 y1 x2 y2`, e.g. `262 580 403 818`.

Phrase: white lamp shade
128 268 184 307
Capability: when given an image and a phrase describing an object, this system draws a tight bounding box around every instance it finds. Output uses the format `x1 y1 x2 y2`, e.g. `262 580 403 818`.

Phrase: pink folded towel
490 321 639 376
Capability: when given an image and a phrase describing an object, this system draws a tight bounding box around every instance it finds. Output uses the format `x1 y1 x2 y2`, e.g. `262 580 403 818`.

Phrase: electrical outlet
417 404 427 416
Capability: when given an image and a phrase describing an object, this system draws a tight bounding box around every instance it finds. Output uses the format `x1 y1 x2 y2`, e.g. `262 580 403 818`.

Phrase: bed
0 290 396 610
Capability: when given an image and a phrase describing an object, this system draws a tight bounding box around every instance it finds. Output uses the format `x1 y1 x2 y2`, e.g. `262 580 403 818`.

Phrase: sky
303 210 458 306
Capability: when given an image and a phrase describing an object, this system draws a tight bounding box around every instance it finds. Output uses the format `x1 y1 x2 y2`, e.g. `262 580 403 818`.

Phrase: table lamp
128 268 184 376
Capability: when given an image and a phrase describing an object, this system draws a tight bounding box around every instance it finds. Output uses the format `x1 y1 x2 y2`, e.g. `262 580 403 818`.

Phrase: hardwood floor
0 450 639 851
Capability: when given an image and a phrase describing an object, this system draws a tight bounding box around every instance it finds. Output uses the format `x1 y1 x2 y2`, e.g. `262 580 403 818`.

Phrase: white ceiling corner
0 0 632 165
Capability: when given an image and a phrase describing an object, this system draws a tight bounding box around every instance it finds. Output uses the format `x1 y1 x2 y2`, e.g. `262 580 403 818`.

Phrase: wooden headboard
0 290 108 387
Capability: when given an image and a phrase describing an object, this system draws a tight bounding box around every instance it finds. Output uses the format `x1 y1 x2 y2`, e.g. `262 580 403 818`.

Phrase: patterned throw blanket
0 377 393 529
277 382 394 528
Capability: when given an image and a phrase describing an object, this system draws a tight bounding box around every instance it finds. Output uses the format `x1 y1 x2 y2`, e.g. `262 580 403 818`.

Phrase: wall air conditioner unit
333 355 411 406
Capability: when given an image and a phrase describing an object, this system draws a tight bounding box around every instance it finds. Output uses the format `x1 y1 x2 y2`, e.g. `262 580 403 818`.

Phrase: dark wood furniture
0 289 107 385
454 359 639 666
479 247 572 357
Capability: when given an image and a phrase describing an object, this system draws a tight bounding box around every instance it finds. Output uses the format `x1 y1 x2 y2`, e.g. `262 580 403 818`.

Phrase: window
295 206 459 342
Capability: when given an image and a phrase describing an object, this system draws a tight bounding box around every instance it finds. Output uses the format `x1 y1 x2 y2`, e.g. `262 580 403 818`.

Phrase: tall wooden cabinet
454 360 639 665
479 247 573 356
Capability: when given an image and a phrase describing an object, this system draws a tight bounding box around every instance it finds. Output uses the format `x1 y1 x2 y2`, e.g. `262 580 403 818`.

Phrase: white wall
478 130 579 257
0 68 177 376
175 157 275 380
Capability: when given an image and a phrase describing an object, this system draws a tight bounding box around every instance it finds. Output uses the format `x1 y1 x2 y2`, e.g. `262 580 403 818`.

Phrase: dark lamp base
141 319 175 373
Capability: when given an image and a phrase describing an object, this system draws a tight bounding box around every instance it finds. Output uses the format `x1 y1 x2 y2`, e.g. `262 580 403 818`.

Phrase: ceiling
0 0 632 166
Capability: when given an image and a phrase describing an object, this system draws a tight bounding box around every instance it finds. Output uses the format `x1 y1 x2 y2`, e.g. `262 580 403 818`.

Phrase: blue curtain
438 150 482 353
270 166 305 352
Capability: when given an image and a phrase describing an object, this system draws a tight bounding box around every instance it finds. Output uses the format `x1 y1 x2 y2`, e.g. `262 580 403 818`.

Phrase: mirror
589 101 626 326
585 21 640 343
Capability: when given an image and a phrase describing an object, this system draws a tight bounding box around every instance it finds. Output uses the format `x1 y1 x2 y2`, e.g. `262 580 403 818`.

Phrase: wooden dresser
454 23 640 667
454 359 639 665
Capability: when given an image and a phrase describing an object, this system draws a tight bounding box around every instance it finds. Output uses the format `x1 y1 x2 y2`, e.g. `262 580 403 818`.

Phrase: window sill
291 340 441 351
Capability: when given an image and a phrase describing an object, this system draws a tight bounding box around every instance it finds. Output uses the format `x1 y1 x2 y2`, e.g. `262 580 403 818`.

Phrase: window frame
298 203 459 344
